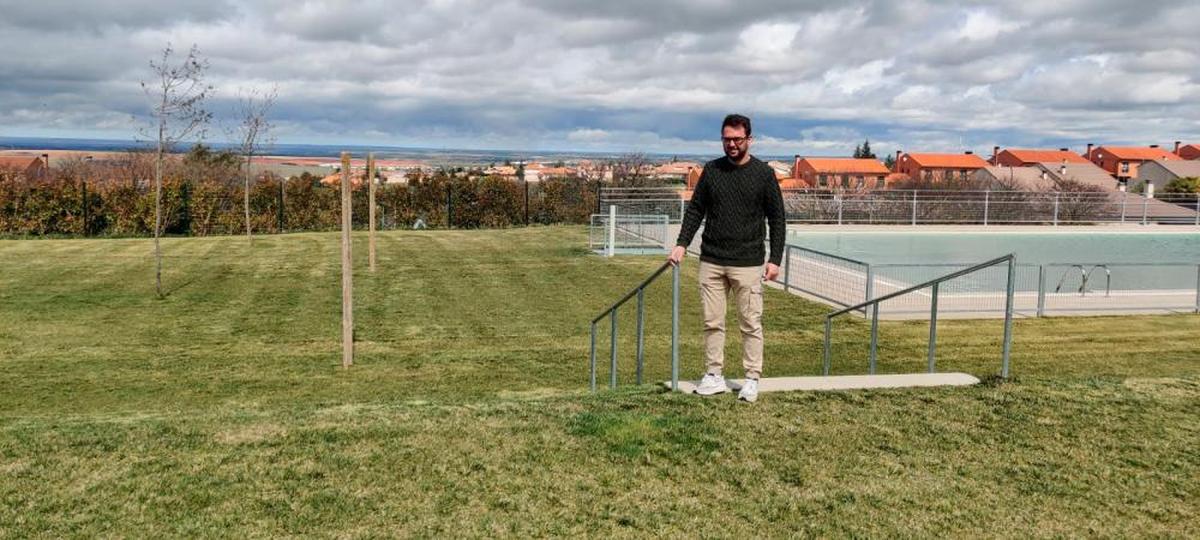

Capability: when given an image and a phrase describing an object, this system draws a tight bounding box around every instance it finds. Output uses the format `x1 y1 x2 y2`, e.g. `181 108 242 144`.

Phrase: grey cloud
0 0 234 31
1 0 1199 154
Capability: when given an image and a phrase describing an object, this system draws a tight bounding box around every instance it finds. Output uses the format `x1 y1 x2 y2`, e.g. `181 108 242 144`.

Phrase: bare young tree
230 86 277 240
141 43 212 297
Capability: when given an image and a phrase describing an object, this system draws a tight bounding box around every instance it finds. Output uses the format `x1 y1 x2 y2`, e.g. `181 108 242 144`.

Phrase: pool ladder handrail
1053 264 1111 297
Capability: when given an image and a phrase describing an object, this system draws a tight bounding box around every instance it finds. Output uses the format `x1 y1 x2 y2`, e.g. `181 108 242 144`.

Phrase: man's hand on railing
667 245 686 266
764 263 779 282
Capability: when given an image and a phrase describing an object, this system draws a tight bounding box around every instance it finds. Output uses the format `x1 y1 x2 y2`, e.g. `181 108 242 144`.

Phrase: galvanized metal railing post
868 306 879 374
1195 194 1200 226
1141 196 1149 225
837 195 843 225
823 317 832 376
671 262 680 391
1036 265 1046 317
590 322 597 391
610 309 618 389
635 289 645 385
1001 257 1016 378
1120 191 1127 223
927 282 939 373
1053 193 1059 226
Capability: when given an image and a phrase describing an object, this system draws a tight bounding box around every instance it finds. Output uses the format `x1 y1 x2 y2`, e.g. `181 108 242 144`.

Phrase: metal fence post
1195 265 1200 314
1037 265 1046 317
1195 194 1199 226
927 282 939 373
636 289 645 385
837 195 843 225
983 190 989 226
783 245 792 292
1001 257 1016 378
1053 193 1059 226
679 198 685 222
823 317 832 376
911 190 918 226
590 323 597 391
610 309 618 389
606 205 616 257
864 264 874 319
1120 191 1127 223
671 262 680 391
1141 196 1149 225
868 306 879 374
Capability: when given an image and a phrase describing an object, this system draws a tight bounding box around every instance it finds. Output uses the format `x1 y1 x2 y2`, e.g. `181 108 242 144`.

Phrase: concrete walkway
665 372 981 393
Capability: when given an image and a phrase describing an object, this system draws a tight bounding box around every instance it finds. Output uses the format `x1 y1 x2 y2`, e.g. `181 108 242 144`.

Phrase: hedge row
0 172 606 237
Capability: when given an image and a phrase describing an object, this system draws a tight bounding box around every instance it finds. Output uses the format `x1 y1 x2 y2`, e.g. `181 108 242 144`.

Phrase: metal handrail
1054 265 1086 294
1084 265 1111 297
1052 264 1112 297
781 244 874 317
589 261 681 391
823 253 1016 379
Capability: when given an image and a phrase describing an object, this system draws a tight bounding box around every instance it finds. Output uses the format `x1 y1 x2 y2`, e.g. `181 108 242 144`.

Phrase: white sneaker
738 379 759 402
695 373 729 396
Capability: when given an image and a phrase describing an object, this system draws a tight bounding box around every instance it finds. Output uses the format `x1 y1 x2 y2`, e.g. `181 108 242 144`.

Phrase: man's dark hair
722 114 752 136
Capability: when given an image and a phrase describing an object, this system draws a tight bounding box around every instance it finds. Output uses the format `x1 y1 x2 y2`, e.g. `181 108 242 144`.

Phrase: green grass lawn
1 226 1197 537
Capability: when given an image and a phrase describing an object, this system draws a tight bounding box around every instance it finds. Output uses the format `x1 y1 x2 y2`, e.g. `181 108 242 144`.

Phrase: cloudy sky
1 0 1197 156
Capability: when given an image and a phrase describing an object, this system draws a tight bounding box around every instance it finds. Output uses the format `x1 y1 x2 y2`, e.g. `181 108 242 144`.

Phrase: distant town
2 138 1199 200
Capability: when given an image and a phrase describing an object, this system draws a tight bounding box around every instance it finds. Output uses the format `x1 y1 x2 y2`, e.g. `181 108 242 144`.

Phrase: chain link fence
601 187 1200 225
778 245 1200 319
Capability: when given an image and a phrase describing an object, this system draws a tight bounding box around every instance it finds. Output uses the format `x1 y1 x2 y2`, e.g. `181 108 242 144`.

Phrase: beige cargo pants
698 261 764 380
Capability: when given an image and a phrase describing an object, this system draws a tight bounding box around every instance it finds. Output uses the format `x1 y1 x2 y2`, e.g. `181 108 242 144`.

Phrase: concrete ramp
666 372 980 393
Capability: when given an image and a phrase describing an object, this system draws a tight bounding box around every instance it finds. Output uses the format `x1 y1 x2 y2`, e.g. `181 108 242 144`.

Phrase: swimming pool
787 229 1200 265
780 227 1200 317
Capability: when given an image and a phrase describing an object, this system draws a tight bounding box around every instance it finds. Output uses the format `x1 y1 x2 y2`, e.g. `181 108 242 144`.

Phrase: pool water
787 229 1200 293
788 230 1200 265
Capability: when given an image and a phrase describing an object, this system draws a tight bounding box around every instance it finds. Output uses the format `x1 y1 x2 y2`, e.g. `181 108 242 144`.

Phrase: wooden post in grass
340 152 354 368
367 152 377 272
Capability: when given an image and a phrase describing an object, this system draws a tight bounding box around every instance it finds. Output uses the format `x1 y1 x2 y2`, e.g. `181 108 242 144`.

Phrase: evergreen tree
860 139 875 159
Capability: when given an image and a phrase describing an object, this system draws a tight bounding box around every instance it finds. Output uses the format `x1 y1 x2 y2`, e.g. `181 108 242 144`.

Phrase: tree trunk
244 154 253 241
154 116 165 298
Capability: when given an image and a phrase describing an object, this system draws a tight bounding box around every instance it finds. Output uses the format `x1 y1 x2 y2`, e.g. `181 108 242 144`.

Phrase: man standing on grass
667 114 786 403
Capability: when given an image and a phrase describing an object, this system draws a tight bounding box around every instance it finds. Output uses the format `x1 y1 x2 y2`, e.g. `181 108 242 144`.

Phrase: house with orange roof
892 151 989 182
1084 144 1178 182
538 166 577 178
765 160 793 180
1174 141 1200 160
683 167 702 191
990 147 1088 167
792 156 890 190
320 169 365 188
0 155 49 179
651 161 700 182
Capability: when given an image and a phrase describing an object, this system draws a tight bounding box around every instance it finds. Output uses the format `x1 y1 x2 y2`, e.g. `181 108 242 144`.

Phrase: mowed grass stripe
0 226 1198 536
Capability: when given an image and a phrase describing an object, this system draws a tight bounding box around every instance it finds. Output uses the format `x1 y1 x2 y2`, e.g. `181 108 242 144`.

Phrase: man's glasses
722 137 749 145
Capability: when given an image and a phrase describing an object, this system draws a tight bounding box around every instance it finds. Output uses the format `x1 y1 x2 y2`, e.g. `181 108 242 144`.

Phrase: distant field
1 227 1197 536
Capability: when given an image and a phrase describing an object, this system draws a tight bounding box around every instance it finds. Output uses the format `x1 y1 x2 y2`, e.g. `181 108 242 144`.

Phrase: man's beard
724 145 742 160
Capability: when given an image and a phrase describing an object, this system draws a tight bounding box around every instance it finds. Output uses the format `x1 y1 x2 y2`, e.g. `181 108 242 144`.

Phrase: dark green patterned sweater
676 156 786 267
